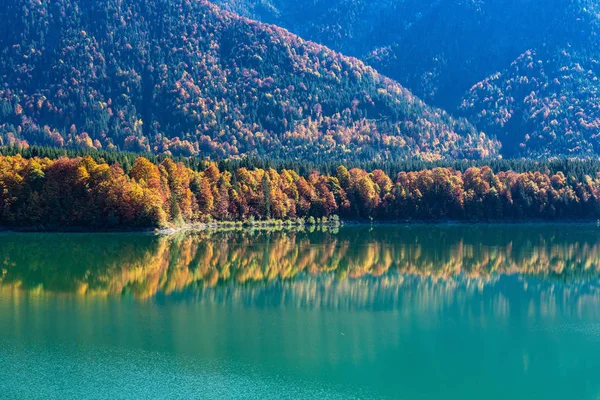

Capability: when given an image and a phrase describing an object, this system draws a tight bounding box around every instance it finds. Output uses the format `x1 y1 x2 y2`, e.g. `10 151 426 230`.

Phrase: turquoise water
2 226 600 399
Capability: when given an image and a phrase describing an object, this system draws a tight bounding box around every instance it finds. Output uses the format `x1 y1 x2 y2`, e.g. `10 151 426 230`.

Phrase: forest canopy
2 153 600 229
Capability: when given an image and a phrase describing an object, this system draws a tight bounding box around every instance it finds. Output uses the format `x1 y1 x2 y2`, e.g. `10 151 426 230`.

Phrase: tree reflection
2 225 600 299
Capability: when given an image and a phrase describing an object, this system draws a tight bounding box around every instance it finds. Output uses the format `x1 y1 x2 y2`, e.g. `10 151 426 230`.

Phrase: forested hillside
217 0 600 158
214 0 568 108
0 0 498 162
459 29 600 157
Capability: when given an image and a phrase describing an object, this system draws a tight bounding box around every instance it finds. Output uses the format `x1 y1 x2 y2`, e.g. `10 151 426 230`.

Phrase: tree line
5 145 600 179
2 153 600 229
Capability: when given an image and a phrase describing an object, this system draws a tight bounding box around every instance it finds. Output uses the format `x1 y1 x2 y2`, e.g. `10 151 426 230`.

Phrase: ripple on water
0 339 375 400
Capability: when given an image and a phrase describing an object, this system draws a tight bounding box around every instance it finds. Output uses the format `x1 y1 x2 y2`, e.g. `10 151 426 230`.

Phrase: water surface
2 225 600 399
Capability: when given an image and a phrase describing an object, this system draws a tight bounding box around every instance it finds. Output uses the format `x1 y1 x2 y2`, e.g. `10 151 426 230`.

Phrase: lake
2 225 600 399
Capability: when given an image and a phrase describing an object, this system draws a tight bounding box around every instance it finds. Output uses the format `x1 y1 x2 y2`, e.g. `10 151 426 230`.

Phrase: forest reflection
2 225 600 301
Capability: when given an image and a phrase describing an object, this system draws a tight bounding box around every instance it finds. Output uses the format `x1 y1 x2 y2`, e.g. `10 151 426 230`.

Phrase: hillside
460 48 600 158
216 0 600 158
214 0 565 109
459 3 600 157
0 0 498 162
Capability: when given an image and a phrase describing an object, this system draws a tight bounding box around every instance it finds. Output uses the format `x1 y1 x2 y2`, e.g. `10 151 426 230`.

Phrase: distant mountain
0 0 498 162
216 0 600 158
459 3 600 157
459 48 600 158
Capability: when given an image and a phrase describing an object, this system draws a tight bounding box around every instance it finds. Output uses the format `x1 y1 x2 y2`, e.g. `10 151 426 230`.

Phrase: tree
261 173 272 219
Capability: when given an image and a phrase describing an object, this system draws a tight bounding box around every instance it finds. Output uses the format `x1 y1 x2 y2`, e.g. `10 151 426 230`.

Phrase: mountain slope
214 0 565 109
460 48 600 157
459 3 600 157
0 0 498 161
216 0 600 158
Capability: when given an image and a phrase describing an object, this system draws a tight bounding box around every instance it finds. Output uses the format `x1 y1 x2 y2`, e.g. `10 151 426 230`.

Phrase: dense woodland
460 48 600 158
2 1 600 229
217 0 600 158
0 0 497 162
216 0 567 108
2 0 599 160
5 144 600 180
3 153 600 229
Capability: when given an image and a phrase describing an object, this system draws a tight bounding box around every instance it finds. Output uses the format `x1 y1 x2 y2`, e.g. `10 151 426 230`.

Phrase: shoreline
1 219 600 234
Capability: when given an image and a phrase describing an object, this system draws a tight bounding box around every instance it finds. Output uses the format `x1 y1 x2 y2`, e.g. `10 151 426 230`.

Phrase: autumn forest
3 153 600 229
1 0 600 227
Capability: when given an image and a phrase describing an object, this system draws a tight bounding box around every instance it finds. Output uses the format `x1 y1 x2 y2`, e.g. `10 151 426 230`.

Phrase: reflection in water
2 225 600 306
3 226 600 399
